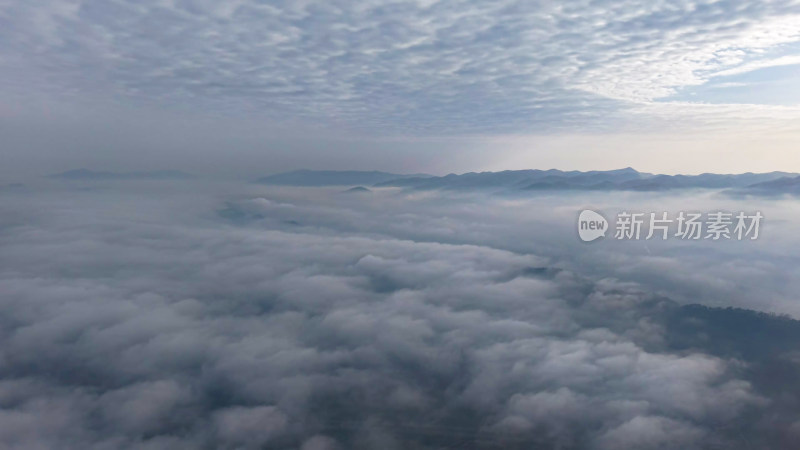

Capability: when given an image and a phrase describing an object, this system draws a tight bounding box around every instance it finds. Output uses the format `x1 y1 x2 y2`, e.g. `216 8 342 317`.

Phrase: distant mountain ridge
731 174 800 195
255 170 432 186
49 168 800 193
50 169 194 180
257 168 799 192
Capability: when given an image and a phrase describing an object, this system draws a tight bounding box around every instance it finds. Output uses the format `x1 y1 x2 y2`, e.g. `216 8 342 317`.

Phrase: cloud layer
3 0 800 132
2 181 800 448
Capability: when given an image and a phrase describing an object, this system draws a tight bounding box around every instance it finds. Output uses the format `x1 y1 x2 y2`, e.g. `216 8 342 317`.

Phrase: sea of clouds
2 180 800 449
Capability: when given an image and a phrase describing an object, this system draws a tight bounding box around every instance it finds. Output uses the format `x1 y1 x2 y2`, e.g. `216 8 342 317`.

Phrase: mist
2 178 800 448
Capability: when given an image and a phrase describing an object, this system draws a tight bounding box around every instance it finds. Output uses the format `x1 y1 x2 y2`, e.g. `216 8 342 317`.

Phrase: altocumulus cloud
2 182 800 448
2 0 800 132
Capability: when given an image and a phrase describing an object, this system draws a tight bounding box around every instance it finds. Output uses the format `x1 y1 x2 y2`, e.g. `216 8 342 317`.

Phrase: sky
6 4 800 447
2 0 800 178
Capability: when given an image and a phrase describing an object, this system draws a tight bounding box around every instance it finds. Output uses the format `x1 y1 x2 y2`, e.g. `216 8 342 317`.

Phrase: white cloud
0 181 798 447
710 54 800 78
2 0 800 133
